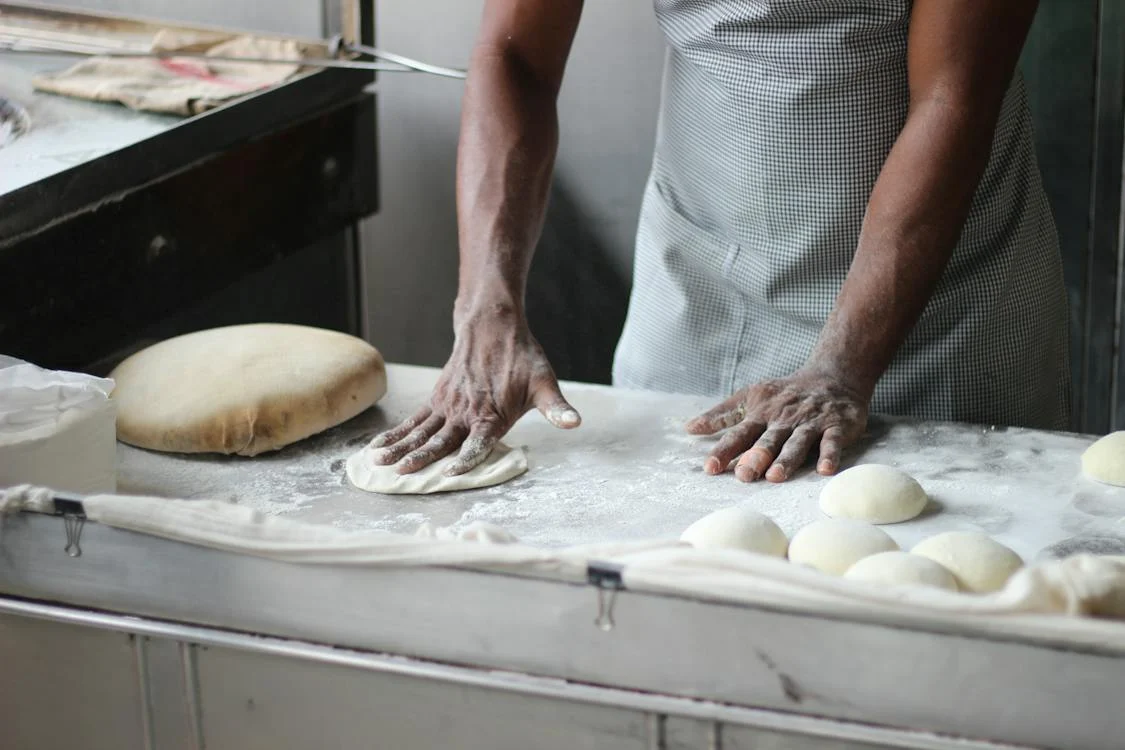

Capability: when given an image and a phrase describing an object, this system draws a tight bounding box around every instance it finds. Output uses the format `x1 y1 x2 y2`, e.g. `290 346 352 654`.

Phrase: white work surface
118 364 1125 560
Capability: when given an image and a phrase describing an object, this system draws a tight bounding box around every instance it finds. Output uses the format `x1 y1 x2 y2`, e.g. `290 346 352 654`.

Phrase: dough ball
844 551 958 591
787 519 899 575
911 531 1022 593
111 324 386 456
819 464 927 524
680 506 788 557
1081 432 1125 487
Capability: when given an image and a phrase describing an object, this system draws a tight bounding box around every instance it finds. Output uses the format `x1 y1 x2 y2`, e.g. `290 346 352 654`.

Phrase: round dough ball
844 551 958 591
111 324 386 456
819 464 928 524
680 506 788 557
911 531 1022 593
787 519 899 575
1081 432 1125 487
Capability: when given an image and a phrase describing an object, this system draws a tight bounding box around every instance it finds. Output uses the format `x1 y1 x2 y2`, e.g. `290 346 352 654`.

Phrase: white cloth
2 485 1124 635
0 359 116 494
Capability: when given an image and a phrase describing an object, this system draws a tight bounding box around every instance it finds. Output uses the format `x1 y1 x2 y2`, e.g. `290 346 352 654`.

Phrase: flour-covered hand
685 371 868 483
370 309 580 476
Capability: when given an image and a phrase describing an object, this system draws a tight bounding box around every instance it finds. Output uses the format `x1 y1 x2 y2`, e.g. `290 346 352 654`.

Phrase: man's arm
372 0 585 475
690 0 1040 482
804 0 1040 398
456 0 584 317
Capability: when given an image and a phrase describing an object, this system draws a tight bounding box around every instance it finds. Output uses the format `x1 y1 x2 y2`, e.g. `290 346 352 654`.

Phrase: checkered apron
612 0 1070 430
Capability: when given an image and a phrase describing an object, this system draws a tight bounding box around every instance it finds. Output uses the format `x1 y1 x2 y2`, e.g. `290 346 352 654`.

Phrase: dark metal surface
0 1 379 371
0 93 377 370
1096 2 1125 431
1022 0 1125 433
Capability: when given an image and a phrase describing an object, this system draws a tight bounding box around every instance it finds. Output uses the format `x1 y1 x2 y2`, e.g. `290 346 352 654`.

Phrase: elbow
469 42 563 97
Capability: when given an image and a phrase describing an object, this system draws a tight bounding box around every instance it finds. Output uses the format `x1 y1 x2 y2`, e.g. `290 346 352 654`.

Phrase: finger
704 421 767 475
816 426 846 475
443 422 503 477
533 382 581 429
372 413 443 464
765 427 819 483
686 396 743 435
735 427 792 482
370 408 431 449
397 423 469 474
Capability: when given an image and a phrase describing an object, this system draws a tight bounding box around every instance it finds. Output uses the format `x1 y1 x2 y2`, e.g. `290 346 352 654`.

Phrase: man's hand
370 310 580 476
686 371 868 483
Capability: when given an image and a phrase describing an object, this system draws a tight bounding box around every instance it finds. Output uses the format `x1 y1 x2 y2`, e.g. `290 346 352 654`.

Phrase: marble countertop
118 365 1125 559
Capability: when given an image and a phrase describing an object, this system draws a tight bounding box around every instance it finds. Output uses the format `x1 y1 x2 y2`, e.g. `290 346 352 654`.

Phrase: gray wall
365 1 665 373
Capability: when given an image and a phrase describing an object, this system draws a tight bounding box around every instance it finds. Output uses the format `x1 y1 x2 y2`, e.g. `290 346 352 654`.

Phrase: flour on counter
116 364 1123 559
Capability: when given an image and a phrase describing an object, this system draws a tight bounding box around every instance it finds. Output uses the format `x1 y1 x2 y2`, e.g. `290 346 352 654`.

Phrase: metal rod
0 40 442 74
0 596 1041 750
345 41 467 79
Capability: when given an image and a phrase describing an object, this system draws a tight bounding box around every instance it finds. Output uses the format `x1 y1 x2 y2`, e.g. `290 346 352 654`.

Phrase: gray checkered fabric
612 0 1070 430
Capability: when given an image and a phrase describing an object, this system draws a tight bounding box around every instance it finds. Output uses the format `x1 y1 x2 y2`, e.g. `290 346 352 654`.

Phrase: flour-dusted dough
111 324 386 456
787 519 898 575
911 531 1022 593
819 464 928 524
844 551 958 591
346 442 528 494
1081 431 1125 487
680 506 788 557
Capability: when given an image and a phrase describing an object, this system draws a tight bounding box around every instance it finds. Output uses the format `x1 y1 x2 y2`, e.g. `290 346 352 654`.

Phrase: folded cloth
32 31 304 116
3 484 1125 641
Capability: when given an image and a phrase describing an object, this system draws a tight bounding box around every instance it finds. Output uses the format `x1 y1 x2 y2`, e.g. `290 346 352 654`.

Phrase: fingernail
704 458 721 475
372 450 391 464
370 435 387 448
817 460 834 475
766 466 785 482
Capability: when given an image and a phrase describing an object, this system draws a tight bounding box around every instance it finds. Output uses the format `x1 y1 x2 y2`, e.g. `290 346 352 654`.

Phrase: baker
372 0 1069 484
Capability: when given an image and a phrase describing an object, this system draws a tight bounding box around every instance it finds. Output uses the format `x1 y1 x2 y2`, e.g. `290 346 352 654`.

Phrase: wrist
800 347 879 403
453 287 525 331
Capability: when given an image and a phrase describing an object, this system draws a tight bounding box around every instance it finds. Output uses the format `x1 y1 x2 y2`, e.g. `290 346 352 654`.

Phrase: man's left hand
685 371 869 483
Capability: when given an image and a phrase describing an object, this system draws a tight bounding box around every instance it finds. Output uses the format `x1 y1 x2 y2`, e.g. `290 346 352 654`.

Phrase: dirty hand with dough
372 4 584 478
371 310 580 476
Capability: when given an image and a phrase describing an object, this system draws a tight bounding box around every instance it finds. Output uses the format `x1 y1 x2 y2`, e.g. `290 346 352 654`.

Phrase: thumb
533 381 582 430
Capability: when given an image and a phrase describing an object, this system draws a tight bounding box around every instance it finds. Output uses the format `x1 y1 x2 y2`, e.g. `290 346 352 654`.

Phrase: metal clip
587 562 625 632
54 498 86 558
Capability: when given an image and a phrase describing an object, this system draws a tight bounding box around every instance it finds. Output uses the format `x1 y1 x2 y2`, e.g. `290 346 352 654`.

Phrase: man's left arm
688 0 1040 482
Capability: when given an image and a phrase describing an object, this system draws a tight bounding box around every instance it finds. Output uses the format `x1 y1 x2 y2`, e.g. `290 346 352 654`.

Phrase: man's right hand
369 307 581 476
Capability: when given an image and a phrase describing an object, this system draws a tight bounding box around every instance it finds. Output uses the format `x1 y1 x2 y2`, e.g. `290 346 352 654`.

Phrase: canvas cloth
32 31 303 116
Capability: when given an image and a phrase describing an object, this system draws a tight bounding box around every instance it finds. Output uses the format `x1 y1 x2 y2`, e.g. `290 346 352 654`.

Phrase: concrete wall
365 1 665 379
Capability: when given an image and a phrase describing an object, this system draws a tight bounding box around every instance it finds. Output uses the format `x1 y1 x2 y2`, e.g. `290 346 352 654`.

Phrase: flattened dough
111 324 386 456
1081 431 1125 487
819 464 928 524
346 442 528 494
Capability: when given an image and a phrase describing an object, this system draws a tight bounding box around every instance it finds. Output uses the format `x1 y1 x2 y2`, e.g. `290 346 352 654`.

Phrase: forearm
454 46 560 322
804 98 999 397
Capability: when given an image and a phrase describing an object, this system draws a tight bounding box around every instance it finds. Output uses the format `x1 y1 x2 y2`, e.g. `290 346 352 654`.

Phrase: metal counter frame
1 511 1123 750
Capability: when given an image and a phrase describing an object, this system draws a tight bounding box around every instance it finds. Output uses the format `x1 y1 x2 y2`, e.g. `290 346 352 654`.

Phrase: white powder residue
115 369 1124 560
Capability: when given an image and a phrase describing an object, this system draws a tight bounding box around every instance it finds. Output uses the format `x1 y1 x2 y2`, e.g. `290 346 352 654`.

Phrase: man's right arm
455 0 584 318
371 0 585 475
